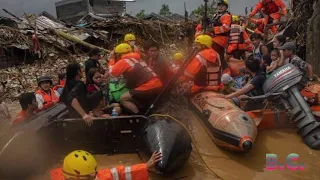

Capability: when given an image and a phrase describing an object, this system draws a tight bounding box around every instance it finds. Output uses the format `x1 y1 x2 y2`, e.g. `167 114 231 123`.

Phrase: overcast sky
0 0 289 18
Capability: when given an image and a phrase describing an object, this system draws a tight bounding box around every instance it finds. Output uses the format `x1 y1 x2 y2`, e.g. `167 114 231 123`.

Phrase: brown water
4 101 320 180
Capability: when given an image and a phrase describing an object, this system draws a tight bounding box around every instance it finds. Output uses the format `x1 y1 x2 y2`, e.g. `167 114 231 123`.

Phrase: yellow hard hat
232 15 239 22
62 150 97 179
195 35 213 48
174 53 184 61
114 43 133 54
218 0 229 7
124 33 136 42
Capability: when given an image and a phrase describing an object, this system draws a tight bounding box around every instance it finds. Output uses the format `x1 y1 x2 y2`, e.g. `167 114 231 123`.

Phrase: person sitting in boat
13 92 38 125
105 43 163 115
88 91 121 118
219 55 266 103
50 150 162 180
180 35 221 94
108 33 141 68
85 48 102 76
219 73 237 94
60 63 94 126
172 52 185 73
35 76 60 112
251 33 269 62
86 68 121 115
145 41 173 86
278 42 313 88
53 73 66 95
266 49 280 74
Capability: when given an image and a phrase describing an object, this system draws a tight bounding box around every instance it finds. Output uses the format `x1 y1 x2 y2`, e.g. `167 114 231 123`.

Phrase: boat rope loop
149 114 224 180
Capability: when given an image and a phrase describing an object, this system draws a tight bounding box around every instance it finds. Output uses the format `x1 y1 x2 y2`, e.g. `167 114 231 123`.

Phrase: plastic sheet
143 118 192 174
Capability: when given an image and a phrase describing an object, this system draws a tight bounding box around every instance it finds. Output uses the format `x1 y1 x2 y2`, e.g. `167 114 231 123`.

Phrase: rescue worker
13 93 38 125
250 14 277 37
225 15 253 63
180 35 221 94
50 150 162 180
249 0 288 34
106 43 163 115
172 52 184 73
35 76 60 111
145 41 173 85
85 48 102 76
211 0 232 69
195 24 203 38
108 34 141 67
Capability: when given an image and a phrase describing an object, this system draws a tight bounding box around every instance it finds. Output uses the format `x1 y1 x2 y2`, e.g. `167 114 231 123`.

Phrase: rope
148 114 224 180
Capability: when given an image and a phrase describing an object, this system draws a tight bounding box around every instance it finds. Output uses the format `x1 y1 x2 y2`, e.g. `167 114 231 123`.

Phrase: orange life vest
262 0 280 15
50 164 149 180
228 24 245 44
36 89 59 105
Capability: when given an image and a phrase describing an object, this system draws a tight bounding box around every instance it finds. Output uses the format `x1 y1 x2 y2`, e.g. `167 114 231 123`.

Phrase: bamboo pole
53 29 110 53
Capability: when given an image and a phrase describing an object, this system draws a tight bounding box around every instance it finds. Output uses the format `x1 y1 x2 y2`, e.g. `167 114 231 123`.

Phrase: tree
136 9 146 19
191 0 218 17
159 4 172 17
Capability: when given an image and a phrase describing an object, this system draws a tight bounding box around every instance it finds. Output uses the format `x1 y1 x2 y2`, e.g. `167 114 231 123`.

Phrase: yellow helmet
62 150 97 179
114 43 133 54
195 35 213 48
174 53 184 61
218 0 229 7
232 15 239 22
124 33 136 42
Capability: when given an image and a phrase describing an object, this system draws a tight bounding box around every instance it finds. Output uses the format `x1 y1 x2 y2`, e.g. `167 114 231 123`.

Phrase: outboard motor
263 64 320 149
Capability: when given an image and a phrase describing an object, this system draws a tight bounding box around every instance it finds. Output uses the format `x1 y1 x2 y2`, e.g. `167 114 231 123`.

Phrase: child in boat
13 93 38 125
50 150 162 180
86 68 121 115
172 52 184 73
88 91 121 117
266 49 280 73
220 73 237 94
219 55 266 102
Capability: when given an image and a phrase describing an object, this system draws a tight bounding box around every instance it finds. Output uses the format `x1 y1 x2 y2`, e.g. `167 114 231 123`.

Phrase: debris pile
0 12 192 102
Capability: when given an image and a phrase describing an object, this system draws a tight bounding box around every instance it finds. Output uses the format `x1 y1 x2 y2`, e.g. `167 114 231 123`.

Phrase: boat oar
144 47 200 116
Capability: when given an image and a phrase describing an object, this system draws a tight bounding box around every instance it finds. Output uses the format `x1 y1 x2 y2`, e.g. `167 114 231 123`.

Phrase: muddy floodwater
3 102 320 180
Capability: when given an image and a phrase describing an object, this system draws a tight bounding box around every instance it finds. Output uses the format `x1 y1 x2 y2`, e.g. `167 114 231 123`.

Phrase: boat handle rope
148 114 224 180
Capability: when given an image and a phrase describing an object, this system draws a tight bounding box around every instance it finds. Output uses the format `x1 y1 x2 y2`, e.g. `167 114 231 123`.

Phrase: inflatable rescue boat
0 104 192 179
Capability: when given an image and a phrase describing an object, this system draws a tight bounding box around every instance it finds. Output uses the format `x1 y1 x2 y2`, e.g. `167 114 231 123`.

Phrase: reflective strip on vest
110 168 119 180
220 26 225 33
124 58 158 77
184 71 194 78
196 54 221 86
125 166 132 180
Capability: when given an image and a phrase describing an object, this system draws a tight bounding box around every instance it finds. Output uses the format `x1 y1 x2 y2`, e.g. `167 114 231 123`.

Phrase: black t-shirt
60 80 89 118
85 58 100 75
248 71 266 96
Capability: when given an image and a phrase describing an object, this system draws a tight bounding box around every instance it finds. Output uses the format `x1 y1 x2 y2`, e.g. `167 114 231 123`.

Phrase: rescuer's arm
224 84 255 99
213 15 231 35
250 2 263 17
275 0 288 15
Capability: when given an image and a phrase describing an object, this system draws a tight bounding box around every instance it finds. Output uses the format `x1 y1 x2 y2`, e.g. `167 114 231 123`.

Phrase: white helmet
221 73 233 85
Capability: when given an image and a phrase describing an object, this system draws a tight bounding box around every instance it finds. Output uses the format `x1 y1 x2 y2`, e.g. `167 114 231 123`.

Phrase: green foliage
136 9 146 19
159 4 172 17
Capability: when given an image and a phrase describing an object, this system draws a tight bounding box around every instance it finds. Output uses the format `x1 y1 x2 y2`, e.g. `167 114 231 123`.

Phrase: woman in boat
59 63 93 126
88 91 121 117
50 150 162 180
86 68 121 115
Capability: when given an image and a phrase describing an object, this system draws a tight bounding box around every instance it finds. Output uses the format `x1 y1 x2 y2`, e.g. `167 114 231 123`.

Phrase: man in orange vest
180 35 221 94
225 15 253 62
249 0 288 34
224 15 253 77
210 0 232 69
106 43 163 115
13 92 38 125
35 76 60 111
50 150 162 180
108 34 141 68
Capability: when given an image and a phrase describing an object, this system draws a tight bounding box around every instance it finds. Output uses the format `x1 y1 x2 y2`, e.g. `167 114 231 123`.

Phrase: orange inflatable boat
190 91 257 152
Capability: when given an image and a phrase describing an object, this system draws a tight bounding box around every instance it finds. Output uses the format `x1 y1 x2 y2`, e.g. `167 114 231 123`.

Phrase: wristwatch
309 77 313 81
